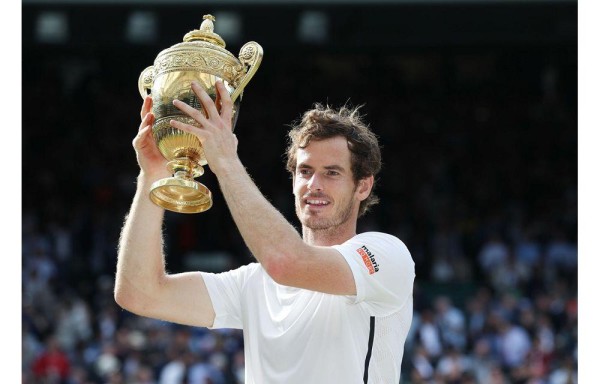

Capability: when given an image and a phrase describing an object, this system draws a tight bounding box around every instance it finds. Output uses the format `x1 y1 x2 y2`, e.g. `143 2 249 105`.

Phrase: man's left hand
169 80 239 175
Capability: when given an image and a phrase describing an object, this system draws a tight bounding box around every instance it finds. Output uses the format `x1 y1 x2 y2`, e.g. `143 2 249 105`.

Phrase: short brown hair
285 103 382 217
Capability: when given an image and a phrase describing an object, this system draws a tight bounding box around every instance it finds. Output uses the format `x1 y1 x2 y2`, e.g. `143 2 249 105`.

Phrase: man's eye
298 169 311 175
327 171 339 176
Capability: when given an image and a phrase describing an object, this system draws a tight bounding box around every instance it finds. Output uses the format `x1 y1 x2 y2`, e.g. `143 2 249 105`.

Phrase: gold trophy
138 14 263 213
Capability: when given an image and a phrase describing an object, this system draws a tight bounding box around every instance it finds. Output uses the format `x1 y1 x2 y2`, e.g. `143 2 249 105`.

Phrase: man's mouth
305 199 330 206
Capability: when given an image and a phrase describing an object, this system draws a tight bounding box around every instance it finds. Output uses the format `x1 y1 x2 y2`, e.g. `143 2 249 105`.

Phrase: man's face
293 136 362 230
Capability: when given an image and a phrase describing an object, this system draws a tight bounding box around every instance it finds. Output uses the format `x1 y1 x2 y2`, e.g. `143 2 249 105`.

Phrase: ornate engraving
143 72 153 85
239 45 255 61
152 50 241 84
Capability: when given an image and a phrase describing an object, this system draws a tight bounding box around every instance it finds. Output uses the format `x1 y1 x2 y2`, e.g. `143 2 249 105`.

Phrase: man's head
285 103 382 218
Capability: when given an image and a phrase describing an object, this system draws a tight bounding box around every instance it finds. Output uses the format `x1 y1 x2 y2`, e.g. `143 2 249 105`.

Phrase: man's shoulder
357 231 400 240
351 231 405 247
350 232 413 265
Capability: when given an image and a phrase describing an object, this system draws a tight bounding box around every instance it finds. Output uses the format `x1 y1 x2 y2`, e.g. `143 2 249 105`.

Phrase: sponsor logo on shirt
356 245 379 274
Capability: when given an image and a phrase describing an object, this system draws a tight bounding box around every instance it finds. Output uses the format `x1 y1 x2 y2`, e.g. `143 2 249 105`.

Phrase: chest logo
356 245 379 274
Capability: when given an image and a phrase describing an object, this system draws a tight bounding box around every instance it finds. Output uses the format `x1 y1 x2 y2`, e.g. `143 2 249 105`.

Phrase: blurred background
22 0 577 383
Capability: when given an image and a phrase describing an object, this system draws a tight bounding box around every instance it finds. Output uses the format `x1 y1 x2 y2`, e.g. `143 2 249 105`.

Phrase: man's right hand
132 96 169 179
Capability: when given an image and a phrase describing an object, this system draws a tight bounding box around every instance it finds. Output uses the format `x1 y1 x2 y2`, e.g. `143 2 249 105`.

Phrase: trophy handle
230 42 263 103
138 66 155 98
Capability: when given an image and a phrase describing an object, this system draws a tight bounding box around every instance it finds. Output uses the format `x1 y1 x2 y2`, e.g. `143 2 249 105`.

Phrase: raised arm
211 156 358 296
114 96 215 327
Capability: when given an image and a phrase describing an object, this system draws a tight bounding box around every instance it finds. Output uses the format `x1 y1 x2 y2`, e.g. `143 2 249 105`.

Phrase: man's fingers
173 99 208 126
133 125 151 149
192 82 220 120
217 81 233 127
138 111 154 132
169 119 207 142
140 95 153 120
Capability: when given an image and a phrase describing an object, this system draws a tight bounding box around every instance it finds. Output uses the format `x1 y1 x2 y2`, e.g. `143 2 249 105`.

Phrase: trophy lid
183 14 226 48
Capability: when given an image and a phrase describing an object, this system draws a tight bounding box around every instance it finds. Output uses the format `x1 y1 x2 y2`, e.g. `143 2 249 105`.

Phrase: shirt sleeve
332 232 415 317
201 263 259 329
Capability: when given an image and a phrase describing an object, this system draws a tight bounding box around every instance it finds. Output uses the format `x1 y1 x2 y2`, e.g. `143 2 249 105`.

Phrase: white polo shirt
201 231 415 384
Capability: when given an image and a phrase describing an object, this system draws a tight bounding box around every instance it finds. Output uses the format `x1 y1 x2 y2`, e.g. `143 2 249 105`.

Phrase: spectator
514 228 542 269
418 309 443 361
546 230 577 274
434 296 466 350
158 349 190 384
549 355 578 384
470 338 497 384
497 317 532 369
436 347 471 383
32 335 71 383
478 233 510 275
187 354 225 384
410 344 435 383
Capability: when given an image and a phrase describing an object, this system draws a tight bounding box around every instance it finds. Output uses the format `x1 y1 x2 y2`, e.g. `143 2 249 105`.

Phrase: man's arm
114 97 215 327
219 156 357 296
170 82 358 296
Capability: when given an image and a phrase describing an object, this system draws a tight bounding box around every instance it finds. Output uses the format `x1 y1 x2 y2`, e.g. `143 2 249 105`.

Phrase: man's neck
302 224 357 247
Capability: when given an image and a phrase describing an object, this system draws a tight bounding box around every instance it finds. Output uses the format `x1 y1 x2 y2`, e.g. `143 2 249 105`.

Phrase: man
115 80 415 383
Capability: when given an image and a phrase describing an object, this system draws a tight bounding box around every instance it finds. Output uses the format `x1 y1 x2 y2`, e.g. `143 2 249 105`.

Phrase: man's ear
357 175 374 201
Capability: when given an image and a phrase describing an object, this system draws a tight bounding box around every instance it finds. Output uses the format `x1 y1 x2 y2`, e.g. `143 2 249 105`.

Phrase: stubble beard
296 195 356 233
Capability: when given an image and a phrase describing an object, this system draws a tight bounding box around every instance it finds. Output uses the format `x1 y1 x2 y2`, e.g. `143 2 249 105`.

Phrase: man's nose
307 174 323 191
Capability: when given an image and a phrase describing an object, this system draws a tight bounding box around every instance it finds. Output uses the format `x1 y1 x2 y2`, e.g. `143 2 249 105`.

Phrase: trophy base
149 177 213 214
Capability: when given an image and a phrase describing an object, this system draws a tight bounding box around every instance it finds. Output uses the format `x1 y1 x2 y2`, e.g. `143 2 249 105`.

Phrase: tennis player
115 80 415 383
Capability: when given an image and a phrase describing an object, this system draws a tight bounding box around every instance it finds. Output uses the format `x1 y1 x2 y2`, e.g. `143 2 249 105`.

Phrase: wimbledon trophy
138 14 263 213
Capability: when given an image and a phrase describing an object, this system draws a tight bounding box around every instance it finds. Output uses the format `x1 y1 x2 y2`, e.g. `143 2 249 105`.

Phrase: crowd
22 37 576 384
